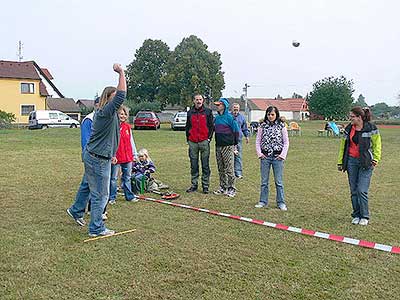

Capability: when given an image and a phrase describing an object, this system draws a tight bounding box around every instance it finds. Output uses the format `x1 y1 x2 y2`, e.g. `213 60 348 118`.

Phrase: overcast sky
1 0 399 105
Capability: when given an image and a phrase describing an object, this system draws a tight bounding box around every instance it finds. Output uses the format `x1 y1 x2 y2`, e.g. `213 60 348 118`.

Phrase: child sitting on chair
132 148 156 194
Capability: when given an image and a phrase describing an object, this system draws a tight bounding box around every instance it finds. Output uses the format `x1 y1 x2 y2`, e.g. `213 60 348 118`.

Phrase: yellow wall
0 78 46 123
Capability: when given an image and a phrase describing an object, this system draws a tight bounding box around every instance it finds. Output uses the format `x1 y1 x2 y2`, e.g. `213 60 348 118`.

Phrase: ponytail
351 106 372 122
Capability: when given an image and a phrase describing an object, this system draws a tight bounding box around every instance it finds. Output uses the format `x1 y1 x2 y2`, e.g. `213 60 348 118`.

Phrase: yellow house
0 60 64 124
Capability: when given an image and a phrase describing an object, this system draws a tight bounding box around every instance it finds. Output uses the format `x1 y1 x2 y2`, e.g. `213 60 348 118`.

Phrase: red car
133 111 161 130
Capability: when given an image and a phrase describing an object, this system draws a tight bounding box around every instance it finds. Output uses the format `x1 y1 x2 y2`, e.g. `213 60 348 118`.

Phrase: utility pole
17 41 24 62
243 83 250 122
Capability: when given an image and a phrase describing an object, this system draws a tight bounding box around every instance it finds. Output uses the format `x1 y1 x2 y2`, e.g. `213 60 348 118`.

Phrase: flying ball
292 40 300 47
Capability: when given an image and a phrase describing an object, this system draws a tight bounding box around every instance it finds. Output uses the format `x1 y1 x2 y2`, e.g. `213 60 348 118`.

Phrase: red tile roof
0 60 41 80
39 81 49 96
40 68 53 80
250 98 308 112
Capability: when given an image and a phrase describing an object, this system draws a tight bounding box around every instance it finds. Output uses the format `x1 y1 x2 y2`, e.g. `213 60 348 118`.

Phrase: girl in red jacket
109 105 138 204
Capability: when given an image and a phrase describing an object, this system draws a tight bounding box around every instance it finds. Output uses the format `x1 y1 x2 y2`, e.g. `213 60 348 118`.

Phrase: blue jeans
234 140 243 177
347 156 373 219
68 173 90 218
109 162 135 201
259 157 285 206
83 150 112 235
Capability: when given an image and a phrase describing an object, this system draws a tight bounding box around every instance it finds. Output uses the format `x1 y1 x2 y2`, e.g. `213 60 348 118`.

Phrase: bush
127 101 162 117
0 110 16 129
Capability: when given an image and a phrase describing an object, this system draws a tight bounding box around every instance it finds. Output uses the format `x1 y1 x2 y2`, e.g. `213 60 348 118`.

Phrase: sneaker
278 203 288 211
213 187 226 195
359 218 369 226
66 208 86 226
255 202 267 208
236 175 243 179
351 217 360 225
88 228 115 237
127 197 140 202
202 187 209 194
109 199 116 205
186 186 198 193
226 187 236 198
102 213 108 221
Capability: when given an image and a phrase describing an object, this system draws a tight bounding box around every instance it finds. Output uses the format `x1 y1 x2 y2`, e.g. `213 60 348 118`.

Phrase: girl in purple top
255 106 290 211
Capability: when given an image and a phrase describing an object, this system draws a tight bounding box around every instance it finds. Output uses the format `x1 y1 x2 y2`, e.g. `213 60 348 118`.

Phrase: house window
21 105 35 116
21 83 35 94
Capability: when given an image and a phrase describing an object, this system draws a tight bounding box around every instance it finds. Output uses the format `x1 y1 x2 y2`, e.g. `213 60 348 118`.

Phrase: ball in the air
292 40 300 47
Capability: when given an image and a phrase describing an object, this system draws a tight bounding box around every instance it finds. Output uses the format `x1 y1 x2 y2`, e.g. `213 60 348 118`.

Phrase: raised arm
113 63 126 92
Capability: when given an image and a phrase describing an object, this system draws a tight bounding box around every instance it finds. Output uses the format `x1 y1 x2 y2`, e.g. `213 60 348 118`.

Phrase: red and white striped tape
137 196 400 254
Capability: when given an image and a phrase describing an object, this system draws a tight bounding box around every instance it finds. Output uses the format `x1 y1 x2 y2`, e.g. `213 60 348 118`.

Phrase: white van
28 110 80 129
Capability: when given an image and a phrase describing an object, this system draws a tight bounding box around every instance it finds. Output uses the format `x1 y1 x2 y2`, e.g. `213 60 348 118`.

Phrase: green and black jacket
337 122 381 171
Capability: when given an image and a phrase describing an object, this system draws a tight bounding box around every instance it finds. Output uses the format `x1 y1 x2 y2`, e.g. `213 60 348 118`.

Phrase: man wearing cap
231 103 250 179
213 98 240 197
67 98 99 226
185 94 214 194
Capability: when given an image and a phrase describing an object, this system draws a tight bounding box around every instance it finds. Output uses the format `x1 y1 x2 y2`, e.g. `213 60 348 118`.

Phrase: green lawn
1 122 399 300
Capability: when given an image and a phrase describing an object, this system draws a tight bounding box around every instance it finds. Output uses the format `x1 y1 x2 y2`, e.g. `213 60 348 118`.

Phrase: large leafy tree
308 76 354 119
126 39 170 103
353 94 368 107
158 35 225 107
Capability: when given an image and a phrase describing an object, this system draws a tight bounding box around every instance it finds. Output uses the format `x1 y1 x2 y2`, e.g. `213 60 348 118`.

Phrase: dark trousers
188 140 211 189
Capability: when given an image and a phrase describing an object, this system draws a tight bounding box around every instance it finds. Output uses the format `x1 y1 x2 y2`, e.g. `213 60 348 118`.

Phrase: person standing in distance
231 103 250 179
185 94 214 194
67 63 126 237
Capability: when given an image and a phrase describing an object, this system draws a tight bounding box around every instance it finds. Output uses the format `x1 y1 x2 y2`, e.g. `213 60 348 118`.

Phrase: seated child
132 148 156 194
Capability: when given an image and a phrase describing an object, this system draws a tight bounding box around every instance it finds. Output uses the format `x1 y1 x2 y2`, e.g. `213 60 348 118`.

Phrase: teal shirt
86 90 126 158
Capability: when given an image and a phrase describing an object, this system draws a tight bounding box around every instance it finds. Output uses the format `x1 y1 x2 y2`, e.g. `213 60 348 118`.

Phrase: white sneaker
102 213 108 220
213 187 226 195
255 203 267 208
359 218 369 226
89 228 115 237
351 217 360 225
226 188 236 198
278 203 288 211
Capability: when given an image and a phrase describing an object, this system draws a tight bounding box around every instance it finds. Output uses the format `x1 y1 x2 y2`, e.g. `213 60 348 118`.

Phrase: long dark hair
263 106 281 123
351 106 372 122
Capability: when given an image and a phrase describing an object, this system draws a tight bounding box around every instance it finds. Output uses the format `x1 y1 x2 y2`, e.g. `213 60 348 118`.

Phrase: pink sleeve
279 127 290 160
256 128 263 158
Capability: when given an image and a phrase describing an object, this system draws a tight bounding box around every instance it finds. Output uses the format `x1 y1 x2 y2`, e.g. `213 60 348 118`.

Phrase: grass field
1 121 399 300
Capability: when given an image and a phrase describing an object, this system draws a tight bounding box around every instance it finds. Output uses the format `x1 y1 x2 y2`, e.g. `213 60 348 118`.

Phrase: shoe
226 187 236 198
359 218 369 226
109 200 116 205
202 187 209 194
255 202 267 208
128 197 140 202
88 228 115 237
213 187 226 195
278 203 288 211
351 217 360 225
186 186 198 193
102 213 108 221
236 175 243 179
67 208 86 226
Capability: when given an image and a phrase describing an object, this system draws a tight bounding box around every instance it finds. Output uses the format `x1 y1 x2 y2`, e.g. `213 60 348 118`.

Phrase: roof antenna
17 41 24 62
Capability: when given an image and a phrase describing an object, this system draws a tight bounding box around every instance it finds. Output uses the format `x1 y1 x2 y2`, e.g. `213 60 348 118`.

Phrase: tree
353 94 368 107
158 35 225 107
126 39 170 104
0 110 16 128
291 92 303 99
308 76 354 119
275 94 283 99
371 102 391 119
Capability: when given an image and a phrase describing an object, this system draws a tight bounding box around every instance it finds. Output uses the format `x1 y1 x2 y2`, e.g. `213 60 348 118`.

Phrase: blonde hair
137 148 151 162
118 105 130 117
98 86 117 109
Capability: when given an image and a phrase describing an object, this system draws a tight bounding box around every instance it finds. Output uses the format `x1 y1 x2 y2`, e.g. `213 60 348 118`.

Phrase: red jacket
116 122 134 163
185 106 214 143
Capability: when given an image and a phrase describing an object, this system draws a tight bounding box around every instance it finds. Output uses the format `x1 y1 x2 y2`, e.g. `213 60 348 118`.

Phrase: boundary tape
137 196 400 254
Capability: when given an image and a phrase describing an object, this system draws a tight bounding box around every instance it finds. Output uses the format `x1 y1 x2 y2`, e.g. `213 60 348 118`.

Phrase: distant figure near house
231 103 250 179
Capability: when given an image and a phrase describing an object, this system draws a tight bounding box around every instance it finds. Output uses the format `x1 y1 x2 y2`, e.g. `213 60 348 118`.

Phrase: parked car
171 112 187 130
134 111 160 130
28 110 80 129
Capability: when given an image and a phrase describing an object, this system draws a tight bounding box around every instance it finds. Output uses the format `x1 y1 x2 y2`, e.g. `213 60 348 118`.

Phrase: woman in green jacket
337 106 381 226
